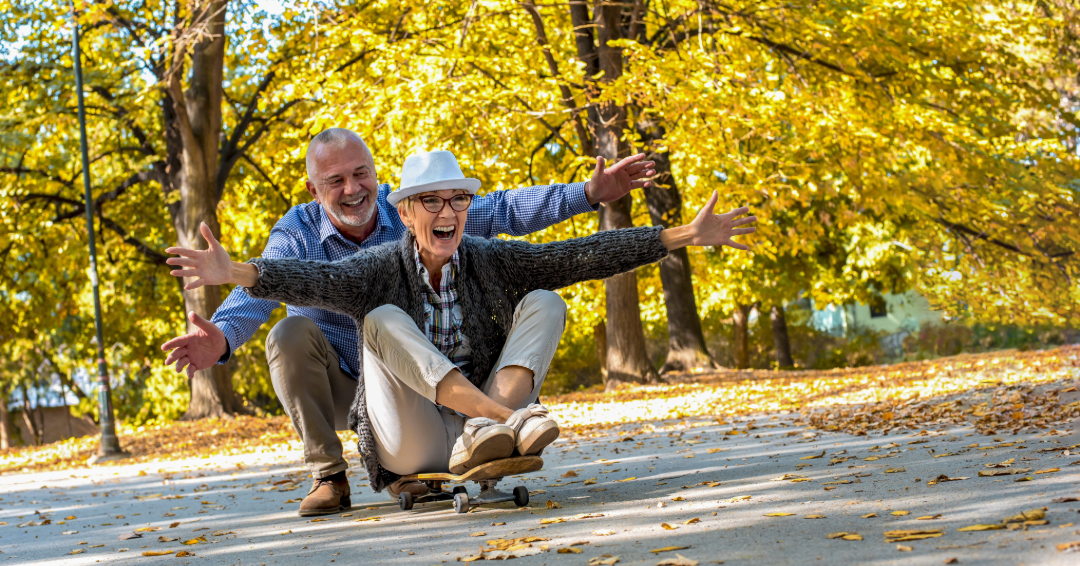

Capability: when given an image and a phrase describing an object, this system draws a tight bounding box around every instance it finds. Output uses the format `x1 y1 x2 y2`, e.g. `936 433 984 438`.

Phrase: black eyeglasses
415 194 474 213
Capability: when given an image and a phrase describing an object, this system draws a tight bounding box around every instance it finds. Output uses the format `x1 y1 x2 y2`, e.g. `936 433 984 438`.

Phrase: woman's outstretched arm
491 191 756 292
165 222 378 312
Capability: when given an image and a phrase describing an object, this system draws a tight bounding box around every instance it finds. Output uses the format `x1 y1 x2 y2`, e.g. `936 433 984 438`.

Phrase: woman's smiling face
398 189 471 264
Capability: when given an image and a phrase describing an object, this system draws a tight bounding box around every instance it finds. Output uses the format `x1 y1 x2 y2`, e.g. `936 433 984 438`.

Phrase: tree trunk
20 382 41 445
0 391 10 450
732 304 753 370
164 1 245 419
593 1 659 390
770 304 794 368
636 119 717 373
593 321 608 383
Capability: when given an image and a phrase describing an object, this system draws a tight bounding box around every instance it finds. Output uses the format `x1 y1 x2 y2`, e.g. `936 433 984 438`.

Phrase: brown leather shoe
298 474 351 517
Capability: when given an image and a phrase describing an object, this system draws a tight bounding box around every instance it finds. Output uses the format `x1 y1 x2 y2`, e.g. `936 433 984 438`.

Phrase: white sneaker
505 404 560 456
449 417 515 475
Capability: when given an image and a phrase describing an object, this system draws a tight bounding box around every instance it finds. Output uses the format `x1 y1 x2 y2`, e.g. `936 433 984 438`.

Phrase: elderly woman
165 151 756 503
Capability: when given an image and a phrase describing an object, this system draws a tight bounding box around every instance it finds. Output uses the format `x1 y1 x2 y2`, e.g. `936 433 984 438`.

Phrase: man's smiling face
306 136 379 234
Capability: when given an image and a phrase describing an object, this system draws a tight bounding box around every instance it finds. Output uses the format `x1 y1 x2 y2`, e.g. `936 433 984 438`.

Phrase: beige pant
266 290 566 478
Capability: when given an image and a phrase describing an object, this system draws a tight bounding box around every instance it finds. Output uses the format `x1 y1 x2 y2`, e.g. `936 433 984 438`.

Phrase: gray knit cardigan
245 226 669 492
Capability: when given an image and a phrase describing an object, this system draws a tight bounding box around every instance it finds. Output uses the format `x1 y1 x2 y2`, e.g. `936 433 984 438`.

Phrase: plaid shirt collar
413 244 468 366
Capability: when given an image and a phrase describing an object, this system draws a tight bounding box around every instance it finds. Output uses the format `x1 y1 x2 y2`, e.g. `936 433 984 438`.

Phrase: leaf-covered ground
3 345 1078 475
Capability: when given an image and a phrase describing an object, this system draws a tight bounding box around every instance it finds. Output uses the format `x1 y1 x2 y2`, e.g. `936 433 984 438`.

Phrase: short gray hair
306 128 369 179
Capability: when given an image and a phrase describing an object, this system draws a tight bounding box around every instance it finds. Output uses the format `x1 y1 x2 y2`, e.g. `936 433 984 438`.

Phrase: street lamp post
72 12 128 464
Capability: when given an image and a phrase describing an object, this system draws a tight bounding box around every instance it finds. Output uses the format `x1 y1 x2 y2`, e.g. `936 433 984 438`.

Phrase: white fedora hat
387 150 481 206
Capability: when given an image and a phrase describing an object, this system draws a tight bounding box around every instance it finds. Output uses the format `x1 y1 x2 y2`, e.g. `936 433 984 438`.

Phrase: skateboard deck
396 456 543 513
402 455 543 483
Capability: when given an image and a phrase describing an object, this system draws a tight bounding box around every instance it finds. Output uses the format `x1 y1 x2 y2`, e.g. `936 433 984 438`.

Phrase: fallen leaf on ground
181 536 206 545
175 551 195 557
118 532 142 541
540 518 566 524
897 544 913 552
1057 541 1080 552
672 496 686 501
978 468 1031 477
1003 508 1046 523
1052 497 1080 503
558 547 583 554
594 529 616 536
1034 468 1060 474
918 515 943 520
546 500 561 509
470 532 486 537
985 458 1015 468
588 556 620 566
765 513 796 517
726 495 751 503
651 546 690 553
142 550 174 556
805 515 826 519
168 522 181 528
892 511 910 516
67 549 85 555
134 526 161 533
800 451 825 460
944 558 959 564
884 529 944 542
885 468 906 474
157 536 178 542
862 513 878 518
683 518 700 524
574 513 605 520
927 475 969 486
562 470 578 478
656 554 699 566
661 523 677 530
958 524 1005 532
614 477 636 483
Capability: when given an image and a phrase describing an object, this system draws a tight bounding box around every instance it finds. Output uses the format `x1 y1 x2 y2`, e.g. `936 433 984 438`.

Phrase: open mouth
341 196 367 212
433 225 456 240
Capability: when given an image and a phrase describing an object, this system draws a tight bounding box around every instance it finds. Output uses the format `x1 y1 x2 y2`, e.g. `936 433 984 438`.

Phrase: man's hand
161 311 228 378
584 154 656 205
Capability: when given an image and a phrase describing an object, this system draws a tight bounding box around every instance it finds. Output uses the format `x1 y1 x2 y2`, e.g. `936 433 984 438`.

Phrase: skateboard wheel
453 486 467 496
513 486 529 507
399 491 413 511
453 492 470 514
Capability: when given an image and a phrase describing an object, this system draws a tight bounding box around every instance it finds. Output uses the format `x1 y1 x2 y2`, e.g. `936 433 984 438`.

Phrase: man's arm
464 154 656 238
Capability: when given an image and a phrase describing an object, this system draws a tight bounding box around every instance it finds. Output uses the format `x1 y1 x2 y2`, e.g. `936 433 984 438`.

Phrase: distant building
809 291 944 355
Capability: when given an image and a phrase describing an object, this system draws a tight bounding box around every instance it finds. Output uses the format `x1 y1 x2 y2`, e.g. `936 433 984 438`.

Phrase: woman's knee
363 304 410 344
520 290 567 327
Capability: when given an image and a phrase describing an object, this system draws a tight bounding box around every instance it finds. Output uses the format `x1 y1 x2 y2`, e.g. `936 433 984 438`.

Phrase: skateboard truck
397 456 542 514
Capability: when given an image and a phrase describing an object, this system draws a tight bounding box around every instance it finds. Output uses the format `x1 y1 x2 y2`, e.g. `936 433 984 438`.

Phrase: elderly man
161 128 654 516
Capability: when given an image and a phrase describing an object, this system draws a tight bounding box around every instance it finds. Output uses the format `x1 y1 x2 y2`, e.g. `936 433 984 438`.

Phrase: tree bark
164 1 246 419
732 304 753 370
592 1 659 390
0 390 10 450
637 118 717 373
20 381 41 445
593 321 608 383
770 304 795 368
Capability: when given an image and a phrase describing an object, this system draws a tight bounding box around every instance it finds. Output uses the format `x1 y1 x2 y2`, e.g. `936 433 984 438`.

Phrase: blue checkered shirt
212 181 593 378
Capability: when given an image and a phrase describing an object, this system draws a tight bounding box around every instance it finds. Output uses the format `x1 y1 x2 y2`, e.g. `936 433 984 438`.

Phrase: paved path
3 414 1079 565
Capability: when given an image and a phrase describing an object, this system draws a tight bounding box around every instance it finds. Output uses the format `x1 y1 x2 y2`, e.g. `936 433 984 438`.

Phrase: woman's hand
661 191 757 250
165 222 258 289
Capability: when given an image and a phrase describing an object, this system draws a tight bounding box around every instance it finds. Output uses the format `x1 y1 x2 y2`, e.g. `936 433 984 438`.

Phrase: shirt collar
413 243 460 289
316 183 394 245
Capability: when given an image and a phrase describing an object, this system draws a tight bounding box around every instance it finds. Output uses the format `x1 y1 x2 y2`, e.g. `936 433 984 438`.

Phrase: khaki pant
267 290 566 478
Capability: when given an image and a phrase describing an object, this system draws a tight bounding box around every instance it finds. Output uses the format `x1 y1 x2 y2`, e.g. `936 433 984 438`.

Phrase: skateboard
396 455 542 513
